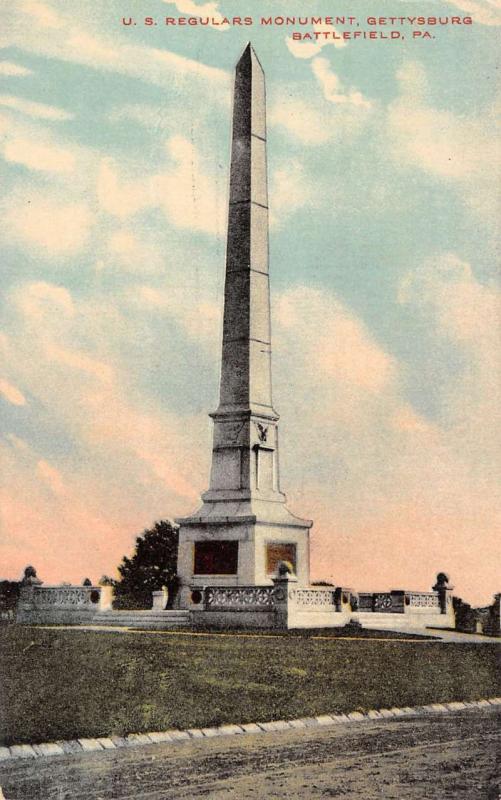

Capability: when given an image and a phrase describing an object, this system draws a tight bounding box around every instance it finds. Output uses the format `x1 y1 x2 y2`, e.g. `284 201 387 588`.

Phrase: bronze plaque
193 541 239 575
266 543 297 575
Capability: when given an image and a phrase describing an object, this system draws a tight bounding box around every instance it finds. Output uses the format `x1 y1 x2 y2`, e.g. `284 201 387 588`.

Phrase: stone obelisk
176 44 312 604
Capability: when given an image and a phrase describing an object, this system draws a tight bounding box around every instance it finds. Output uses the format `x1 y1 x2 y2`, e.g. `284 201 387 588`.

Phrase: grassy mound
0 627 498 745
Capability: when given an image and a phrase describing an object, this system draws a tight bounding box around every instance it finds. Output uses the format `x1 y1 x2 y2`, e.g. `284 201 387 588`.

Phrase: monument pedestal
177 498 311 609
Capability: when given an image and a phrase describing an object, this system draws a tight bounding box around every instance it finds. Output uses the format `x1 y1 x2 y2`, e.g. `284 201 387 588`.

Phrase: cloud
269 96 332 144
312 57 373 108
3 137 76 172
97 159 150 218
398 253 501 459
399 253 500 345
270 160 317 226
98 137 225 235
36 459 66 495
122 284 220 347
270 62 374 146
6 1 229 93
276 286 396 403
3 192 93 257
13 281 75 320
444 0 501 25
20 0 64 29
0 61 33 76
152 136 224 235
0 94 74 120
0 379 26 406
388 60 499 222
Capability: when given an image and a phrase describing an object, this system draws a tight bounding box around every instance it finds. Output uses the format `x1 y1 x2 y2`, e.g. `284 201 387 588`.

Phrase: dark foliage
113 520 179 609
0 581 20 611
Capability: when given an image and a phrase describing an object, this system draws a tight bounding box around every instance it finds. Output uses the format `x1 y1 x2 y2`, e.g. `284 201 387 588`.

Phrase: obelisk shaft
206 43 280 501
217 44 273 415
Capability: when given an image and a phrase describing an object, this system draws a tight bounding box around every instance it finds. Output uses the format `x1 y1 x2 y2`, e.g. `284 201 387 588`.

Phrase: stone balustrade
358 590 442 614
288 588 336 609
204 585 281 612
406 591 440 608
17 583 111 624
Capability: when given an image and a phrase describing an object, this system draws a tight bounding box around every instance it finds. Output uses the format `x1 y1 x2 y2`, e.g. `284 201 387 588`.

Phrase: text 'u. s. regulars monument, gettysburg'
176 43 313 608
18 44 486 634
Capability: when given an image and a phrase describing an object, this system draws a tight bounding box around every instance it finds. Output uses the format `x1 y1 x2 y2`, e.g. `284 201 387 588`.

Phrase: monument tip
237 42 264 72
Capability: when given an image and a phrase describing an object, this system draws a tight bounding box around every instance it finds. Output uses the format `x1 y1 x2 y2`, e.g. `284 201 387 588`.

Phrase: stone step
91 610 191 629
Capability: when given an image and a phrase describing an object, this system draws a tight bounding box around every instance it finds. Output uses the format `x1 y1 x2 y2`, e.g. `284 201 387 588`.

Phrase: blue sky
0 0 499 603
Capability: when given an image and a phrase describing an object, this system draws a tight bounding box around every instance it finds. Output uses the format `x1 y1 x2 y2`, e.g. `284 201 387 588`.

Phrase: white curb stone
110 736 127 748
147 732 173 743
315 715 335 726
200 728 221 737
347 712 365 721
96 738 116 750
258 720 291 732
126 734 153 745
430 704 448 713
4 697 498 762
78 739 104 752
57 739 83 754
240 723 263 733
33 743 64 757
218 724 244 736
166 730 190 741
186 729 205 738
288 719 307 729
9 745 36 758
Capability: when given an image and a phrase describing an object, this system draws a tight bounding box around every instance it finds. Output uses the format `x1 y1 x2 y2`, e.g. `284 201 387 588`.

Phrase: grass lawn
0 626 499 746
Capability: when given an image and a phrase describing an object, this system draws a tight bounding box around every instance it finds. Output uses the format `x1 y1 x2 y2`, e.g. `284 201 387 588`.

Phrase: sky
0 0 499 604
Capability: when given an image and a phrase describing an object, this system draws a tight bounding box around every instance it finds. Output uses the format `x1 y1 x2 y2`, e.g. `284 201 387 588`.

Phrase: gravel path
0 707 498 799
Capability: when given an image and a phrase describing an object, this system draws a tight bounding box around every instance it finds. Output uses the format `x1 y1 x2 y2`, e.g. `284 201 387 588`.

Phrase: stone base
176 498 312 609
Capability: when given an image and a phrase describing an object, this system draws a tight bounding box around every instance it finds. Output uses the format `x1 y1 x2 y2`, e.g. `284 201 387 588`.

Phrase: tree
113 520 179 609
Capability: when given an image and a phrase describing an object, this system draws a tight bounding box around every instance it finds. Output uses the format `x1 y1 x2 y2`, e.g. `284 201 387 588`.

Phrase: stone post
16 566 43 623
98 585 114 612
432 572 454 615
334 587 354 613
390 590 405 614
152 586 169 611
272 569 298 629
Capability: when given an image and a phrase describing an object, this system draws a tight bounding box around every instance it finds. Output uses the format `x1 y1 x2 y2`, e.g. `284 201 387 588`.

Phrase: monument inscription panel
194 541 239 575
266 543 297 575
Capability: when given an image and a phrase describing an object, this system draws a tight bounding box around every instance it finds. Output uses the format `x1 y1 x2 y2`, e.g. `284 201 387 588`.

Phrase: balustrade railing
289 588 336 609
31 586 101 608
405 592 440 608
205 586 280 611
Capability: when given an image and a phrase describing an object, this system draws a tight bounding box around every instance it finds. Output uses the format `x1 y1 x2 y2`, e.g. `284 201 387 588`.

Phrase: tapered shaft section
217 43 273 415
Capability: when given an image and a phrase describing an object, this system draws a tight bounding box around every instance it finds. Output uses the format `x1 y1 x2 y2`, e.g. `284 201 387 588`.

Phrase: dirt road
0 707 499 799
